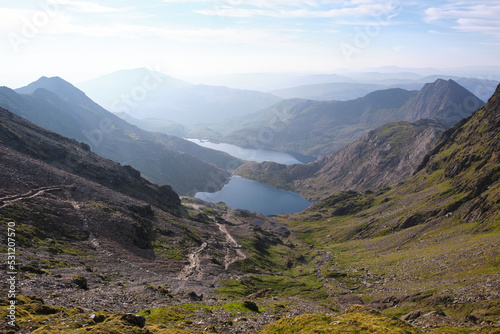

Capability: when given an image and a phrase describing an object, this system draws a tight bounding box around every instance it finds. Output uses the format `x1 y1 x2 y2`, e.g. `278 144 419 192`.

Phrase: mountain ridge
213 79 484 157
2 77 239 195
403 78 484 127
269 77 498 103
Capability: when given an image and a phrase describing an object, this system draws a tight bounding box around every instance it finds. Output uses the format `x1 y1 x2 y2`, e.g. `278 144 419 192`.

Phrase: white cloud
40 18 294 45
162 0 401 19
425 2 500 38
0 8 33 30
195 2 399 19
58 0 128 13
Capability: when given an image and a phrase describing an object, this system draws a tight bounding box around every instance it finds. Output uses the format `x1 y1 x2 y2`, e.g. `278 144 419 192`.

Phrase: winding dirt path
216 223 246 270
176 242 208 280
0 186 67 208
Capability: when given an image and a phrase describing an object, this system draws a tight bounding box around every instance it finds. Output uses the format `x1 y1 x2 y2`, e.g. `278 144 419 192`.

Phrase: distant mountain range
270 77 498 103
211 79 484 157
77 68 282 125
1 77 240 195
185 66 500 91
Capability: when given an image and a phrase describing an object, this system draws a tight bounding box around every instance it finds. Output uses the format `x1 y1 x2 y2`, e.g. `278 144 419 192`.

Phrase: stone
120 314 146 328
243 301 259 313
401 311 422 321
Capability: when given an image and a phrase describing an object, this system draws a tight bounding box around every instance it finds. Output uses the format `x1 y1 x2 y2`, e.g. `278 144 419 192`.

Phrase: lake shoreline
186 138 308 165
195 175 312 215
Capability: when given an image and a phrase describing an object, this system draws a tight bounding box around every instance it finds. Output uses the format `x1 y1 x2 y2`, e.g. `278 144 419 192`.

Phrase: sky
0 0 499 87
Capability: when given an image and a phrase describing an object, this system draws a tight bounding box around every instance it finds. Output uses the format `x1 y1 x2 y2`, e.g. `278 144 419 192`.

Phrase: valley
0 70 499 334
2 0 500 331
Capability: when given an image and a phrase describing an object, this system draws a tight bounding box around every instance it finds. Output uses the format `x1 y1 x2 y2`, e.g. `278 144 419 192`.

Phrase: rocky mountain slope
1 77 240 195
0 107 180 211
213 79 483 157
237 119 446 201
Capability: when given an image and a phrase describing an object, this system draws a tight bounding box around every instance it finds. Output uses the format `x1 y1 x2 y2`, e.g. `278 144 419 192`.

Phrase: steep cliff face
298 119 446 200
237 119 446 201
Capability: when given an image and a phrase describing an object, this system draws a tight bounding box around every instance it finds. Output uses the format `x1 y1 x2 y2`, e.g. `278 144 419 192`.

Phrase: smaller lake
195 176 312 215
187 138 303 165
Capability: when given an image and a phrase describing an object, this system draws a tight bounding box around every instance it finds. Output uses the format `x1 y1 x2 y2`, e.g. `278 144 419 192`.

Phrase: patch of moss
138 305 200 325
217 279 254 297
258 306 424 334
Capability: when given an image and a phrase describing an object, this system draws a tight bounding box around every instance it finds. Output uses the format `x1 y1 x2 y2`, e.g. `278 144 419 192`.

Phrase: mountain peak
403 78 484 127
425 78 462 90
16 75 86 101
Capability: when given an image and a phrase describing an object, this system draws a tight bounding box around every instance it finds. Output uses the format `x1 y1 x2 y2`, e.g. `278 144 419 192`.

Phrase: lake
187 138 303 165
195 176 312 215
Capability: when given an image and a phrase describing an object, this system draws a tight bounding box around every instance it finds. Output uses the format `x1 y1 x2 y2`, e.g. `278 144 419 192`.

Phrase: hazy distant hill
114 112 187 138
215 79 484 157
186 70 423 91
270 82 387 101
75 67 191 110
78 68 282 125
237 119 446 201
1 77 236 194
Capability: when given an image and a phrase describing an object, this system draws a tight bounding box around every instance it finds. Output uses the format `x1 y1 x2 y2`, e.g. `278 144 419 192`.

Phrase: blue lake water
187 138 303 165
195 176 312 215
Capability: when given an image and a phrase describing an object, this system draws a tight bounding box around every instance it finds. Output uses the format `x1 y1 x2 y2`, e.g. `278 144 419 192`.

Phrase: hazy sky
1 0 499 87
